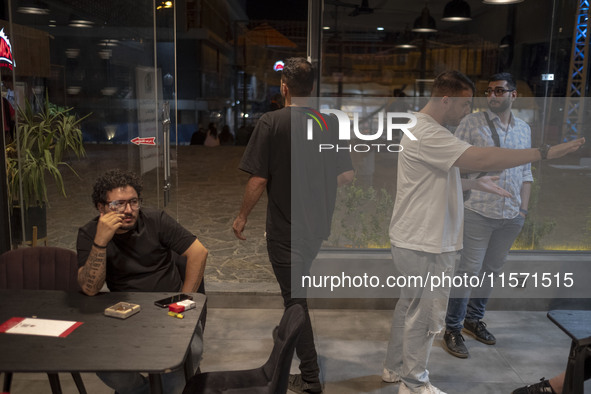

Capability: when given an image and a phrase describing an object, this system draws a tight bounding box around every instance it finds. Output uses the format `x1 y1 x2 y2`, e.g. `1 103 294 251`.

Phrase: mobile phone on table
154 293 193 308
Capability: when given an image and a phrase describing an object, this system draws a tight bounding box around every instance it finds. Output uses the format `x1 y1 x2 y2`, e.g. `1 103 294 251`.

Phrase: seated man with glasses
77 169 208 394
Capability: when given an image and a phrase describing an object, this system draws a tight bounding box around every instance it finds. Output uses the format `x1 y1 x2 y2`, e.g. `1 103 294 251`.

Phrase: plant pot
11 204 47 245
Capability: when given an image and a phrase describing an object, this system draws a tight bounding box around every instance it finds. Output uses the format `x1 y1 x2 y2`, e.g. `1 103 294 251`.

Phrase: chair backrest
0 247 80 291
262 304 305 393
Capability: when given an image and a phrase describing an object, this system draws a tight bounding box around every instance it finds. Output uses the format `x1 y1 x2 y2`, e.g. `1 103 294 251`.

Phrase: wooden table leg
148 373 163 394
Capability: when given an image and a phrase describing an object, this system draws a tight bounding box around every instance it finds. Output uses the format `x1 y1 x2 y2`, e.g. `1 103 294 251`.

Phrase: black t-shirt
239 106 353 241
76 208 196 292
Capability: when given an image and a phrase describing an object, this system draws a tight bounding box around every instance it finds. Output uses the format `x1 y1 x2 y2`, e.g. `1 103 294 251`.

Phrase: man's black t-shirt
76 208 196 292
239 106 353 241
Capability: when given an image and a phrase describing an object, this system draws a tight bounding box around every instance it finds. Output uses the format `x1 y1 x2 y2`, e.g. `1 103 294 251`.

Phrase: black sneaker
442 330 469 358
463 319 496 345
288 374 323 394
511 377 555 393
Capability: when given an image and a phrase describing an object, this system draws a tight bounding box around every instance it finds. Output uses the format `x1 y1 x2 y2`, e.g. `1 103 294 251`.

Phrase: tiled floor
6 308 589 393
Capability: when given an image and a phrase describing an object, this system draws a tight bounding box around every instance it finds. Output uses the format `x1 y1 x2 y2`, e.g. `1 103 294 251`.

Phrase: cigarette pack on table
168 299 196 313
104 302 141 319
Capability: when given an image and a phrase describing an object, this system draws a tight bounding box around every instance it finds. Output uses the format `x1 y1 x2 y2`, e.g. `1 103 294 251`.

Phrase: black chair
0 246 87 394
547 310 591 394
182 304 305 394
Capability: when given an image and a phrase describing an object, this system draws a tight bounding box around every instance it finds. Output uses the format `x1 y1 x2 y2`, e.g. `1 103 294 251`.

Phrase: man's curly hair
92 169 143 209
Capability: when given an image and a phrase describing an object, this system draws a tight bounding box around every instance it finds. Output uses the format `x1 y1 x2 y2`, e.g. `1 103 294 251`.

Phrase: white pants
384 246 456 391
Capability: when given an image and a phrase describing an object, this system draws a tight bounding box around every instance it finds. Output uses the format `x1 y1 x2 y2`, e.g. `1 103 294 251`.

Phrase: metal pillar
307 0 323 97
563 0 590 141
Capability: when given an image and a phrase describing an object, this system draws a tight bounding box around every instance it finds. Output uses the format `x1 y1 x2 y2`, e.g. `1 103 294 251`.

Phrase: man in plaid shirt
443 72 533 359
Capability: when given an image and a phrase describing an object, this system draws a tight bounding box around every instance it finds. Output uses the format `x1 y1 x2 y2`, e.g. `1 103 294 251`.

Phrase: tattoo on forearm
80 246 107 294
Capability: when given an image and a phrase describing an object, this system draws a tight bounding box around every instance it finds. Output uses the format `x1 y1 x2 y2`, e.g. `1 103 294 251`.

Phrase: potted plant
5 96 89 244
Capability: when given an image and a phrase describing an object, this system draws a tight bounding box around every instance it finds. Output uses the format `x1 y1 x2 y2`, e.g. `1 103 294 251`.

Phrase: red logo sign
0 28 15 70
131 137 156 146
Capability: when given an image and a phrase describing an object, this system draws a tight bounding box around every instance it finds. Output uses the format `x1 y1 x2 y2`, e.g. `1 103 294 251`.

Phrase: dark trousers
267 238 323 384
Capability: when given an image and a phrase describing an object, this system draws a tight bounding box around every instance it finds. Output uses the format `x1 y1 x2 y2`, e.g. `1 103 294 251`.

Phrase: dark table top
547 310 591 347
0 290 206 374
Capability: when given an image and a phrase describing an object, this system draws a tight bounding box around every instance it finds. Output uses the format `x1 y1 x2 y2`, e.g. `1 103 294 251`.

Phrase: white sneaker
382 367 401 383
398 382 447 394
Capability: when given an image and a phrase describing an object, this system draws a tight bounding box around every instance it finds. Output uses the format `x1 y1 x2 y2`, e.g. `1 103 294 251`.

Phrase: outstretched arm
232 175 267 240
181 239 208 293
455 138 585 172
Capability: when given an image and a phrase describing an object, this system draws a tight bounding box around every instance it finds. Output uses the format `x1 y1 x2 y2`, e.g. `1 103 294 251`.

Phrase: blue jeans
446 209 525 332
97 323 203 394
384 246 456 390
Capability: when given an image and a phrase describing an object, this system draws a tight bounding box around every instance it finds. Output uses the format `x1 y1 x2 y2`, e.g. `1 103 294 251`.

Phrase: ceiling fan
326 0 384 17
349 0 374 17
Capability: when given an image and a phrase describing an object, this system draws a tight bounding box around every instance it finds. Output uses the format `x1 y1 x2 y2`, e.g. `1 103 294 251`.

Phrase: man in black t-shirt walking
77 169 208 394
232 57 354 394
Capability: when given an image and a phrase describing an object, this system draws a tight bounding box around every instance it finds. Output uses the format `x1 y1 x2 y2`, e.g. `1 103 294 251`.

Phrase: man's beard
489 99 511 114
120 214 137 231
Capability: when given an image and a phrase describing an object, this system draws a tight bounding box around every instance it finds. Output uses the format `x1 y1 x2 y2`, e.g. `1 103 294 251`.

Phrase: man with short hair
382 70 584 394
443 72 533 359
232 57 354 394
77 169 208 394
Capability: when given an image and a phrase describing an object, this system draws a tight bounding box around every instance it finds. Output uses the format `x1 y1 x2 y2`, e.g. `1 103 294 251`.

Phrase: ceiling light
377 27 385 31
412 6 437 33
442 0 472 21
65 48 80 58
156 1 173 10
396 43 418 49
98 49 112 59
101 87 118 96
482 0 524 4
99 39 119 47
323 26 331 30
67 86 81 95
394 28 418 49
17 1 49 15
69 18 94 28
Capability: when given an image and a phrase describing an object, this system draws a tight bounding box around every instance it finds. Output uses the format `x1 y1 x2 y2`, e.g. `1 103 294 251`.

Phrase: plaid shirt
456 110 534 219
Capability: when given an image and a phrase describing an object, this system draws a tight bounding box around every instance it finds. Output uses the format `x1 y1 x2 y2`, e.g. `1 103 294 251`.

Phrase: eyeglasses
484 87 514 96
107 198 141 213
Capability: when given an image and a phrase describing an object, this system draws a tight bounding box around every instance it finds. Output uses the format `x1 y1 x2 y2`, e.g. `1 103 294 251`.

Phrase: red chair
0 246 86 393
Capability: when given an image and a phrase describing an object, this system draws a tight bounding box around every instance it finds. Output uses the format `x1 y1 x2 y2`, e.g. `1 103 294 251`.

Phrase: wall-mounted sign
131 136 156 146
273 60 284 72
0 28 15 70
